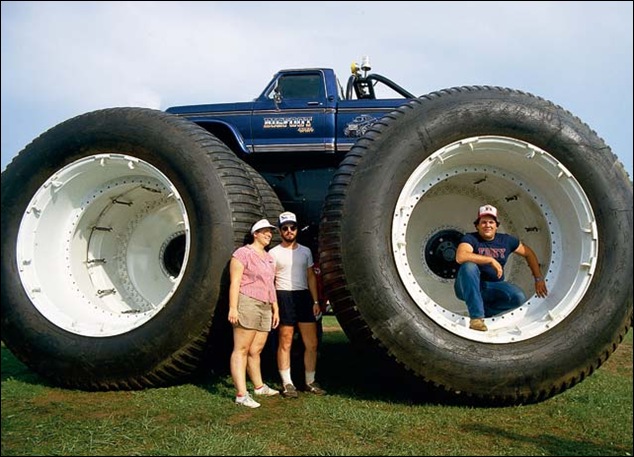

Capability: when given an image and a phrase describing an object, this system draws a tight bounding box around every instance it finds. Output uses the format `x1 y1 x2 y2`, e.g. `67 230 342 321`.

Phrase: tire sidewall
340 91 632 391
1 109 235 381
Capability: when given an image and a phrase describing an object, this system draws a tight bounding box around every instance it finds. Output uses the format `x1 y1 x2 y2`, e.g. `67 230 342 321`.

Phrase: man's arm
514 242 548 297
307 266 320 316
513 242 541 277
455 242 503 279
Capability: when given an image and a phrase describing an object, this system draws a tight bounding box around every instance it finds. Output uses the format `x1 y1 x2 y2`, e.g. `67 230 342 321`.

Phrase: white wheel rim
16 154 190 337
392 136 597 343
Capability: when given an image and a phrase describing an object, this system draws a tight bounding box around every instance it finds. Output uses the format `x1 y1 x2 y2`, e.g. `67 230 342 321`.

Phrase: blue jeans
454 262 526 318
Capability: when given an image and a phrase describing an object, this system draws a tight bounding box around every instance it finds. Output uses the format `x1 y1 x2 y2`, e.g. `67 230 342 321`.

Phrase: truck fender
197 120 252 156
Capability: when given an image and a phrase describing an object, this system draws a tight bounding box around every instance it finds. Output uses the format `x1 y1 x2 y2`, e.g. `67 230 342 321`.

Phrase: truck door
250 71 335 153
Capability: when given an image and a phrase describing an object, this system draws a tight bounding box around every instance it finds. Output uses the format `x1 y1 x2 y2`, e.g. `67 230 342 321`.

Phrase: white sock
305 371 316 385
279 368 293 386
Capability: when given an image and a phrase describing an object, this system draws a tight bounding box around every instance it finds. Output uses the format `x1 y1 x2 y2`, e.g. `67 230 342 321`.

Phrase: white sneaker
254 384 280 396
235 393 260 408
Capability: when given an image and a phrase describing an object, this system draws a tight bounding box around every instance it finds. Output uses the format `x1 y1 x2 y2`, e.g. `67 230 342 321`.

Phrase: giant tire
203 160 284 374
319 86 633 405
0 108 266 390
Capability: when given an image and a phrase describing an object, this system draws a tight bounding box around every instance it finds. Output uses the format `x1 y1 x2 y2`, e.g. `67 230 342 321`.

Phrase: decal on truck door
264 116 314 133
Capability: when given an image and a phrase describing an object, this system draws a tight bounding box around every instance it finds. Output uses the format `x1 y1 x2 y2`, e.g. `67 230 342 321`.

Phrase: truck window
276 74 324 100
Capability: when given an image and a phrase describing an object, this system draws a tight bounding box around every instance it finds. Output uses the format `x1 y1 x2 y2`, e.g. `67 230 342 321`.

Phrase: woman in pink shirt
228 219 281 408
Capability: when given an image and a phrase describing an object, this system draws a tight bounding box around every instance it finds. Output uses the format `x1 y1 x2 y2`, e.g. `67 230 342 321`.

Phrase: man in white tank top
269 211 327 397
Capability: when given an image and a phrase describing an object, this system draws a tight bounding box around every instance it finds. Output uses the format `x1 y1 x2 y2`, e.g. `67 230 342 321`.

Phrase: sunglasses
281 225 297 232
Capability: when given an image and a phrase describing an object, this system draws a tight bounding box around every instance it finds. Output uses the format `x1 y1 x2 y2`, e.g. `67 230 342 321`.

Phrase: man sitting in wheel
454 204 549 331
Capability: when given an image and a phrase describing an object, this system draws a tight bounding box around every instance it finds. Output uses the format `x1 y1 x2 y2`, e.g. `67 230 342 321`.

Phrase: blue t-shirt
460 232 520 282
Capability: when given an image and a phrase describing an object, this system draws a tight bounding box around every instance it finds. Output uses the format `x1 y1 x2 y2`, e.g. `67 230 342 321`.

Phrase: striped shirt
232 245 277 304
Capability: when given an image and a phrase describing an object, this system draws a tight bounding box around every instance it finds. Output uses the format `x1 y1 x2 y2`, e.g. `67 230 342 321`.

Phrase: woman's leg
247 330 269 388
230 327 256 396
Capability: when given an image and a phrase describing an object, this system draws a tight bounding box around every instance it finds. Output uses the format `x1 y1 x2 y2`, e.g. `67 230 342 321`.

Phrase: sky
2 1 632 176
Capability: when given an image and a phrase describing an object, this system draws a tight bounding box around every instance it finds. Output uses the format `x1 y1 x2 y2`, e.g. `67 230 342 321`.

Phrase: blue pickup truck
165 62 415 249
166 65 414 156
1 58 631 405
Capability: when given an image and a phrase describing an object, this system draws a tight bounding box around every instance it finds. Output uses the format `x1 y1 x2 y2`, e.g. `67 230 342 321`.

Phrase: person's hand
491 259 503 279
228 308 239 325
272 310 280 329
313 303 322 320
534 279 548 298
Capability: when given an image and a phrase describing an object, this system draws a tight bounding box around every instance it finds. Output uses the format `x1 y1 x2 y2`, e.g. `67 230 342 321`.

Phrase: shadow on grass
197 328 458 407
469 423 630 456
1 343 53 386
1 329 457 406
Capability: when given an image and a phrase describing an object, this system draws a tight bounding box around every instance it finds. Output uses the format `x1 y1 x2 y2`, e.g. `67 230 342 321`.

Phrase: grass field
1 315 632 456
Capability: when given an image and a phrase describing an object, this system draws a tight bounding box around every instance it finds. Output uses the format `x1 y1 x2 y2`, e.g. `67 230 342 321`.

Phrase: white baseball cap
278 211 297 227
251 219 277 234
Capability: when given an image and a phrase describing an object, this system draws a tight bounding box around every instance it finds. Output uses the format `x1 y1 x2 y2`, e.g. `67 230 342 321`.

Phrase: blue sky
2 1 632 176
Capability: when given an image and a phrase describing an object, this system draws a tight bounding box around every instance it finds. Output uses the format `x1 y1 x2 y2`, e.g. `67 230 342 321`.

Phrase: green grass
2 315 632 456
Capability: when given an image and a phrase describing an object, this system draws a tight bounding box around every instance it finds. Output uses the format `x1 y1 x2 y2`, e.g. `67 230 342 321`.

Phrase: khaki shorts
237 293 272 332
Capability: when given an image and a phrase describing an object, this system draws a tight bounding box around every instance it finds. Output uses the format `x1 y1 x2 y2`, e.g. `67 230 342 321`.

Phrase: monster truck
1 58 631 405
